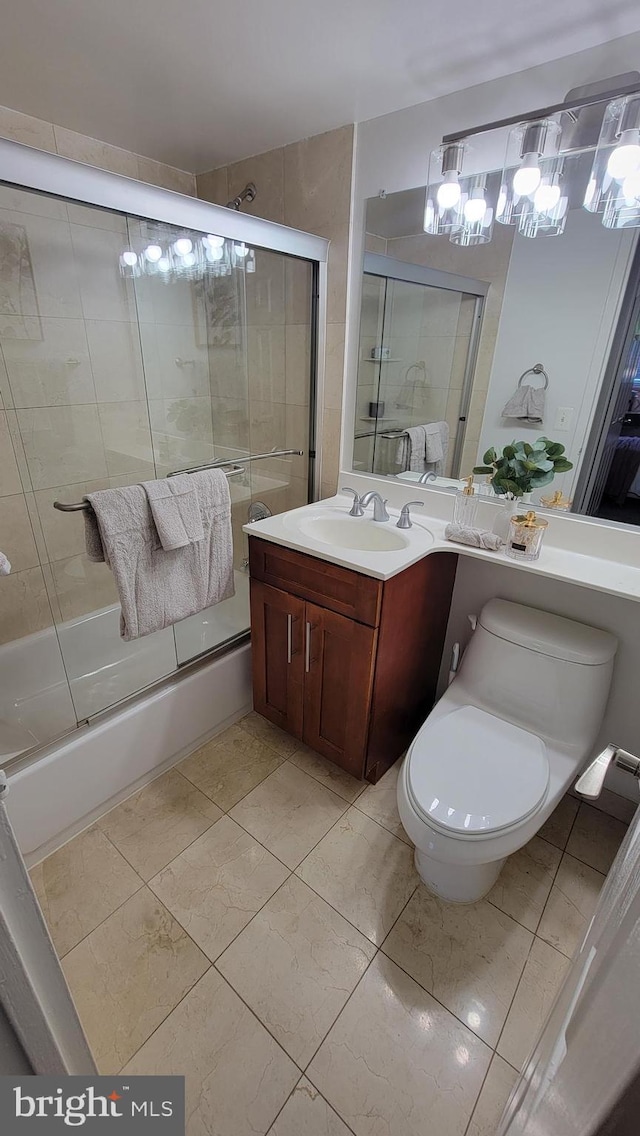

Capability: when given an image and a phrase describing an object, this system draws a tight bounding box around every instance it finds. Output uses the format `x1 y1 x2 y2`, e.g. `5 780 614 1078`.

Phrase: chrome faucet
396 501 424 529
418 471 437 485
360 491 390 522
341 487 364 516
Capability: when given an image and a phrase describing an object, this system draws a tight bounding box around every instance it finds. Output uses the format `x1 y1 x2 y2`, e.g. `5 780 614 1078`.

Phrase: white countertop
244 488 640 603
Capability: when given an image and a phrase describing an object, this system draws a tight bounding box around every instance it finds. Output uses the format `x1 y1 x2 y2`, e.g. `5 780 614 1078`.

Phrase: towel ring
518 363 549 390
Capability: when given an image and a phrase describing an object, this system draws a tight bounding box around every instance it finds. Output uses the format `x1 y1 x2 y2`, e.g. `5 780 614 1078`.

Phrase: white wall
476 209 636 500
344 30 640 473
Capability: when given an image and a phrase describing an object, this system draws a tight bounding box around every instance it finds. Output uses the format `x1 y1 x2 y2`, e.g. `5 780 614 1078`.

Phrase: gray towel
83 507 105 563
85 469 234 641
445 523 504 551
396 421 449 475
0 551 10 575
142 474 204 551
502 384 545 423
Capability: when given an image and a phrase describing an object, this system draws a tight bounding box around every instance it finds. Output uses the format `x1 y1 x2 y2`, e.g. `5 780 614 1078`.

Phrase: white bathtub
0 570 251 761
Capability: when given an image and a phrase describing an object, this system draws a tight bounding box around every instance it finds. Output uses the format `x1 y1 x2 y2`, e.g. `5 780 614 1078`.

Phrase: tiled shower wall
0 104 198 642
196 124 354 499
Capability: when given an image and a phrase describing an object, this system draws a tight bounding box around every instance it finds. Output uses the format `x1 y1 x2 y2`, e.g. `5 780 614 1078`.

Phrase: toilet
397 598 617 903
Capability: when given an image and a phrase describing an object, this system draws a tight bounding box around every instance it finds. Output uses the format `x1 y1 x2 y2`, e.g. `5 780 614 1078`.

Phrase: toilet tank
456 599 617 753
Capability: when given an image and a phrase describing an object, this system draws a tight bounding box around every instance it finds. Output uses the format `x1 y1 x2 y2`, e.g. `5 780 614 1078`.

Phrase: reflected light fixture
119 230 257 281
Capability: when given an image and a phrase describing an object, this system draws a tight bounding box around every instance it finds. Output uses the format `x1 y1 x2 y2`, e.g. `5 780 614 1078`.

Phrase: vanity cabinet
249 536 457 783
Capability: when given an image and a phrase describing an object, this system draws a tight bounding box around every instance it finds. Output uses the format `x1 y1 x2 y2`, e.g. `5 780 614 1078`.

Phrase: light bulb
145 244 163 263
205 245 224 262
436 171 461 210
173 237 193 256
181 252 196 267
234 242 249 258
622 171 640 202
607 130 640 180
157 257 171 272
513 154 541 197
533 180 561 213
463 193 486 224
121 249 138 267
205 234 225 248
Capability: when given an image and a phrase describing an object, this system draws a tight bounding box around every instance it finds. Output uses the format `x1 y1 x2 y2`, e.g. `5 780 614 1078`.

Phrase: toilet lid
407 706 549 835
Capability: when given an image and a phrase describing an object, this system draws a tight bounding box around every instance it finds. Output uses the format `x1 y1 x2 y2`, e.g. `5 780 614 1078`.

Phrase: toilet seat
406 705 549 836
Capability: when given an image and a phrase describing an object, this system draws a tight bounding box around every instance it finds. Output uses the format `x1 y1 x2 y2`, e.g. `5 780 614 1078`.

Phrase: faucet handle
575 743 640 800
341 487 364 517
396 501 424 529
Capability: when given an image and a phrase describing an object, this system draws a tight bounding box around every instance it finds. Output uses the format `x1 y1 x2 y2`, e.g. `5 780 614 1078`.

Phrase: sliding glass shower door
0 177 317 754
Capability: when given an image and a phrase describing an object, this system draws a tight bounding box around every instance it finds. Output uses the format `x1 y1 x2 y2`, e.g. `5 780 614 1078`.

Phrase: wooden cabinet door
302 601 377 778
250 580 305 739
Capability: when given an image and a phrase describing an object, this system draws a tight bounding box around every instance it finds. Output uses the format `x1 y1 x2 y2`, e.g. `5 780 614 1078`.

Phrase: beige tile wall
196 124 354 499
0 105 197 642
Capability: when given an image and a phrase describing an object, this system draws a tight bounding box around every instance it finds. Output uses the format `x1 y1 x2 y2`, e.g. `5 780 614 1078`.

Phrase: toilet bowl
397 598 617 903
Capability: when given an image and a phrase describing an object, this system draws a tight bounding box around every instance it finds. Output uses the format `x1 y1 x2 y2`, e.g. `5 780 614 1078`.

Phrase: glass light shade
424 143 466 235
449 175 496 246
584 95 640 227
497 118 561 226
517 158 568 238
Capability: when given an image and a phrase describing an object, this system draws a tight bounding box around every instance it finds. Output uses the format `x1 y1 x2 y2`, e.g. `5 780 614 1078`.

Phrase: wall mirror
351 81 640 528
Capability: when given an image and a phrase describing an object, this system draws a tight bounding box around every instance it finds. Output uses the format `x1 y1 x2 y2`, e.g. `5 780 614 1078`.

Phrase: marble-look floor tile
537 852 605 958
538 796 580 850
239 710 301 759
382 887 532 1046
566 803 627 875
497 937 570 1071
98 769 223 879
268 1078 352 1136
488 836 561 932
297 808 418 946
179 723 283 811
149 816 289 961
308 954 491 1136
289 742 366 803
30 826 141 957
355 762 410 843
467 1054 519 1136
229 763 346 869
217 875 375 1066
62 888 209 1073
124 968 299 1135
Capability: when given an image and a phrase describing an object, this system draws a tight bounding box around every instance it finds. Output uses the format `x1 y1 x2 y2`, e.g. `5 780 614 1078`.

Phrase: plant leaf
483 448 496 465
473 465 494 475
551 458 573 472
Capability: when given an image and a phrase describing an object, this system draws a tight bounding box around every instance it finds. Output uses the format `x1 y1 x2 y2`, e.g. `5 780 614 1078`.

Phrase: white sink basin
296 514 410 551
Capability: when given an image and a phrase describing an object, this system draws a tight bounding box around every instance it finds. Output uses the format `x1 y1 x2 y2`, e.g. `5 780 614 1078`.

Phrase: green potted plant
473 438 573 497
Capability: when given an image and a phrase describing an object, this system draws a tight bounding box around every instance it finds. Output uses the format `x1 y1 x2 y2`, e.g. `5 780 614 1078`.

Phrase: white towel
0 552 11 576
445 524 504 551
502 384 545 423
142 474 204 551
84 469 234 641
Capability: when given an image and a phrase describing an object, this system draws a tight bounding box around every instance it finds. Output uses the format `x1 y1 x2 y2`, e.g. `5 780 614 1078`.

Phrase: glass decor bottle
506 510 548 561
453 475 479 527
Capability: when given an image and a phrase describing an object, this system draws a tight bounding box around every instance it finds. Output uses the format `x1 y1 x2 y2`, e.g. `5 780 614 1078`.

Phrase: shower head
226 182 257 210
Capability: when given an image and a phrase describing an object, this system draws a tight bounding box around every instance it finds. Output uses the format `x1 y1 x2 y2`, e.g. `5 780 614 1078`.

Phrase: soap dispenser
453 475 478 527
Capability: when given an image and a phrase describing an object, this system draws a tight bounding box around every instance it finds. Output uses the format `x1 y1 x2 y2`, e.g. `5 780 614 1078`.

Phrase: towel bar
517 363 549 390
53 465 246 513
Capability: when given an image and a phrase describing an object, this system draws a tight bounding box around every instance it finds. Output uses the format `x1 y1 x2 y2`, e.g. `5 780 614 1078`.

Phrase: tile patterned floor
31 713 628 1136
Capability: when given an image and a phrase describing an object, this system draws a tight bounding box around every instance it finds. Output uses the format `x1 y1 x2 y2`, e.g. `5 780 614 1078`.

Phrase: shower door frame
0 138 329 759
361 252 488 478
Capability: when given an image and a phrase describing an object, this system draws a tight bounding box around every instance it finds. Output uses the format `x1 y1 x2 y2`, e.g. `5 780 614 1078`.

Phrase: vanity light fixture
425 74 640 246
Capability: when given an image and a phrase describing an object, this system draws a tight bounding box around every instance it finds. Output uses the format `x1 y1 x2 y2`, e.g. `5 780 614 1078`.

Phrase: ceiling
1 0 639 173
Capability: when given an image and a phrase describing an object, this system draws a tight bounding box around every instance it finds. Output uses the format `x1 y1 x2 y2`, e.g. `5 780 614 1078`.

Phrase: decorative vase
491 493 530 542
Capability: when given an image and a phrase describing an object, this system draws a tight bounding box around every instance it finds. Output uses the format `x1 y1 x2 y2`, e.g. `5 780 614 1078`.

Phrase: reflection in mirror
353 187 640 526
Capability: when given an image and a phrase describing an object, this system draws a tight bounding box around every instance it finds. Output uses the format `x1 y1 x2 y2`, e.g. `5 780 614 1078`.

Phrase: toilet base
414 848 506 904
